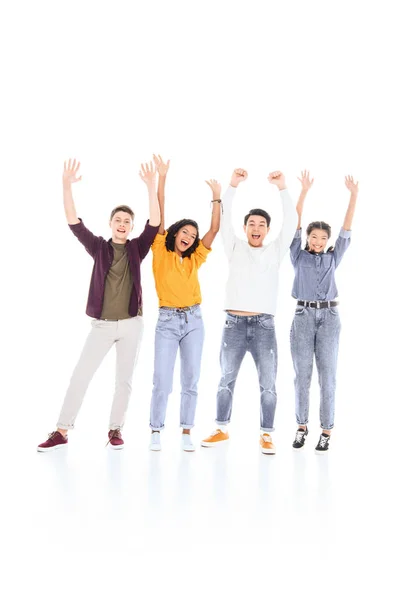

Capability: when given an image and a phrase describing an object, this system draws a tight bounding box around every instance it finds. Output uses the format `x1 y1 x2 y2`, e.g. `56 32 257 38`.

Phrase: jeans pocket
259 315 275 330
328 307 339 316
294 307 305 316
193 306 202 319
224 314 237 328
158 310 173 323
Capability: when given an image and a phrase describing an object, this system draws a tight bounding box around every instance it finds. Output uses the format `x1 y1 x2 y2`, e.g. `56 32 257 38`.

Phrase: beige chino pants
57 317 144 430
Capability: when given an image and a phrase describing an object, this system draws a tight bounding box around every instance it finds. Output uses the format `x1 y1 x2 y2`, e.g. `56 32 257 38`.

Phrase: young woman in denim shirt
290 171 358 453
148 155 221 452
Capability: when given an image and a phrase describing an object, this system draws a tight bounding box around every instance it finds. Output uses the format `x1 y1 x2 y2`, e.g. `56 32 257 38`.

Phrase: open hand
205 179 222 199
153 154 170 177
297 170 314 192
230 168 248 188
268 171 286 190
345 175 359 194
63 159 82 187
139 161 157 186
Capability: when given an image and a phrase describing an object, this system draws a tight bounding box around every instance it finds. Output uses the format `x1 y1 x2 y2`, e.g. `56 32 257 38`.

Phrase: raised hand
139 161 157 186
63 159 82 187
344 175 359 194
153 154 170 177
297 170 314 192
268 171 286 190
230 168 248 188
205 178 222 200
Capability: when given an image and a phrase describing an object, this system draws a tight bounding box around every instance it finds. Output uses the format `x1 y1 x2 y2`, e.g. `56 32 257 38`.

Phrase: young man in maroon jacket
37 159 160 451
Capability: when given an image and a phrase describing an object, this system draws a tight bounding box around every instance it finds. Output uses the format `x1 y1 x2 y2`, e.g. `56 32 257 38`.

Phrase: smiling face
307 228 329 253
244 215 270 247
110 211 134 243
174 224 198 255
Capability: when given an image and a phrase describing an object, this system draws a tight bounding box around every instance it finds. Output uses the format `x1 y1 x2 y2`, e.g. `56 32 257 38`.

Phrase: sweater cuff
293 228 302 238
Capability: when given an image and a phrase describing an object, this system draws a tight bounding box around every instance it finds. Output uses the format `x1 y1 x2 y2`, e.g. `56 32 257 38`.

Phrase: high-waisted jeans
150 305 205 431
290 305 341 430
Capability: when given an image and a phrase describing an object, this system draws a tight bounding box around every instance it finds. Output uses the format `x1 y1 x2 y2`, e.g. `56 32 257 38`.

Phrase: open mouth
181 240 189 247
117 229 126 233
252 234 261 240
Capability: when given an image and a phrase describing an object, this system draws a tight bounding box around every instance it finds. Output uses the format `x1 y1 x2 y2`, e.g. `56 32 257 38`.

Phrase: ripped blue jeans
215 312 278 432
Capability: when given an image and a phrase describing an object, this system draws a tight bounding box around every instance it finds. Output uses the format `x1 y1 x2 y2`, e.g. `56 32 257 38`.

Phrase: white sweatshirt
220 185 298 316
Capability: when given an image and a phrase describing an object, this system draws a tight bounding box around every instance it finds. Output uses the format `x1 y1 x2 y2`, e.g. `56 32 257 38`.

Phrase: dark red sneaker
107 428 124 449
37 431 68 452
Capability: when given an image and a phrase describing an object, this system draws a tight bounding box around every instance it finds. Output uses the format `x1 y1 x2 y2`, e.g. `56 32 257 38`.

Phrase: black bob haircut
165 219 200 258
244 209 271 227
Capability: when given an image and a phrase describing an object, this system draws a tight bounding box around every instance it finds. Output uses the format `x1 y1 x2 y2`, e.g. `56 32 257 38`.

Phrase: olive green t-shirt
101 242 133 320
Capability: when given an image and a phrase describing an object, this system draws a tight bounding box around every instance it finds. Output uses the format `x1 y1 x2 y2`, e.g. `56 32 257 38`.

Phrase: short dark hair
110 205 135 221
165 219 200 258
305 221 334 253
244 209 271 227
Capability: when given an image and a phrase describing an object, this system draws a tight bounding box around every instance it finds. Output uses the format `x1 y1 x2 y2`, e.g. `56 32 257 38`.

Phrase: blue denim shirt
290 228 351 301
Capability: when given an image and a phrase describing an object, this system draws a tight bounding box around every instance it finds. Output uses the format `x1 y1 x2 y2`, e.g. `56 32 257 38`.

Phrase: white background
1 0 399 598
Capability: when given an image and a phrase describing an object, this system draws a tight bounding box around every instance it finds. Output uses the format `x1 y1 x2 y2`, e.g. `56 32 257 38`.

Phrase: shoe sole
182 447 195 452
292 445 306 451
261 448 276 455
109 445 124 450
200 439 229 447
149 446 161 451
37 445 67 453
315 449 329 455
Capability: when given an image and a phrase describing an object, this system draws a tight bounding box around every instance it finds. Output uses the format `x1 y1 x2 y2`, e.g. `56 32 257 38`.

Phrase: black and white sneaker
315 433 330 454
292 427 308 450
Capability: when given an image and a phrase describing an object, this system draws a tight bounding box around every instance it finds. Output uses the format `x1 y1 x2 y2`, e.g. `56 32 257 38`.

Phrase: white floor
3 377 398 599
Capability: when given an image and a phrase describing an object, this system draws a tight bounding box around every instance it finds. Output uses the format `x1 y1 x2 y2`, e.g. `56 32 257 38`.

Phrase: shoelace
319 435 329 448
48 431 61 440
106 428 122 447
295 430 306 443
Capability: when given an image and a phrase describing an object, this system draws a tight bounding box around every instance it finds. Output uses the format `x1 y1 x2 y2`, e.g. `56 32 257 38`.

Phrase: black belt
297 300 339 308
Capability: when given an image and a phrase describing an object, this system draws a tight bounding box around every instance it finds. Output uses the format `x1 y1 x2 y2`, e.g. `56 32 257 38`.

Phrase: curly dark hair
305 221 334 253
165 219 200 258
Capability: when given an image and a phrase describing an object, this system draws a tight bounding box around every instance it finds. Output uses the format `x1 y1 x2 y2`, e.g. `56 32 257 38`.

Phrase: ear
243 224 247 233
266 226 271 234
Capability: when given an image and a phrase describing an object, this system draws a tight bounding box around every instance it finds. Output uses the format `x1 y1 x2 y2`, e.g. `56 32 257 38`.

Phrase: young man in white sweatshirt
201 168 297 454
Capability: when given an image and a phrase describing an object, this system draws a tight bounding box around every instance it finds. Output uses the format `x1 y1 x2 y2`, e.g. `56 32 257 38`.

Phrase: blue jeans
215 313 278 432
150 305 205 431
290 305 341 430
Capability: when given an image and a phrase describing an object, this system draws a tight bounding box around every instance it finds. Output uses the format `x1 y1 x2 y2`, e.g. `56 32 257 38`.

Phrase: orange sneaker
260 433 275 455
201 429 229 447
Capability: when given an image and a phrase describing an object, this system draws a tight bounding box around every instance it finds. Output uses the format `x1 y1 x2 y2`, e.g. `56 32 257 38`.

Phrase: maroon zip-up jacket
69 219 159 318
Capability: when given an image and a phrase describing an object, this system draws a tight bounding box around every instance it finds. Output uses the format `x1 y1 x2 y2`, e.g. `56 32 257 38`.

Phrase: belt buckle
316 301 321 309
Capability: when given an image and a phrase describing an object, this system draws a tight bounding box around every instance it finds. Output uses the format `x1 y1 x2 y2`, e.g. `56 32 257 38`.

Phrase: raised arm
343 175 359 230
153 154 170 234
63 159 82 225
296 170 314 229
268 170 298 262
220 168 248 257
139 160 160 226
201 179 222 249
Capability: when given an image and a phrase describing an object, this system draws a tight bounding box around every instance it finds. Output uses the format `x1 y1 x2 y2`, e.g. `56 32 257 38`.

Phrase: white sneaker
149 431 161 451
182 433 195 452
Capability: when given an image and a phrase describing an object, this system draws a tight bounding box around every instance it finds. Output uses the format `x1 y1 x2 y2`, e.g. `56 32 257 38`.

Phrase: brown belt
297 300 339 308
